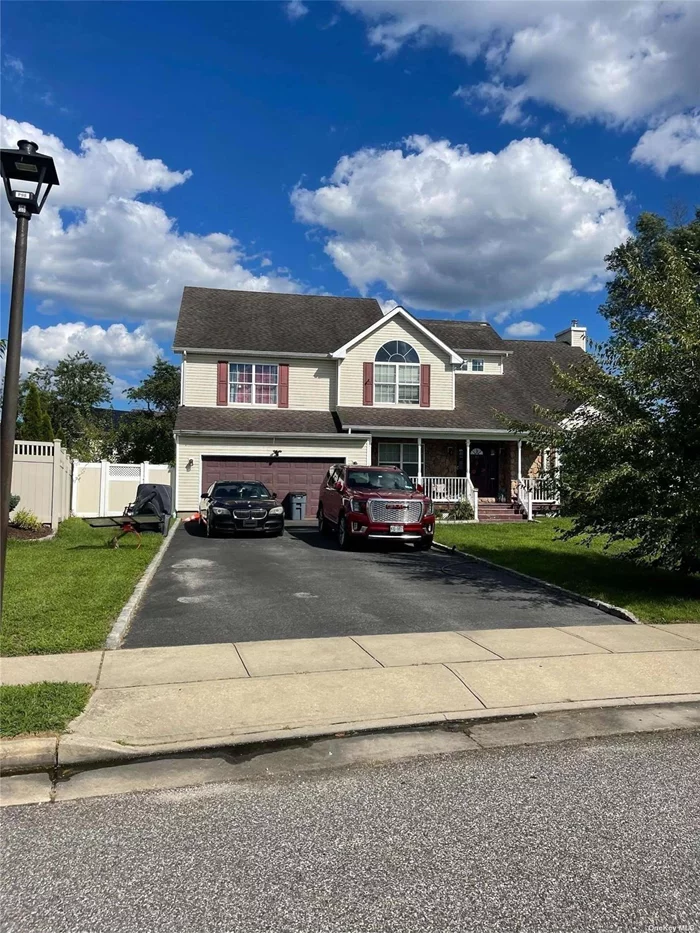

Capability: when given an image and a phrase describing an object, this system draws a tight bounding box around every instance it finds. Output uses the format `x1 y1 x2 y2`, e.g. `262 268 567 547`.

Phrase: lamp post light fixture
0 140 59 620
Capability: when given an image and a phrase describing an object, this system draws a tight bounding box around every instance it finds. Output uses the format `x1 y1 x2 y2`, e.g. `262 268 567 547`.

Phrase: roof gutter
456 349 513 357
172 347 331 359
174 429 372 439
340 425 517 435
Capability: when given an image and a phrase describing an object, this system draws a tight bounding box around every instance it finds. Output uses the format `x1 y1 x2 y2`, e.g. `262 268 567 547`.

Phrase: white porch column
416 437 423 481
517 439 522 481
466 438 471 478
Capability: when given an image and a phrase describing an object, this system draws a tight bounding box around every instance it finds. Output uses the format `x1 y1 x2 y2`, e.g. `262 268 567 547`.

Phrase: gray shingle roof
338 340 585 431
174 287 383 354
175 407 341 435
417 319 505 351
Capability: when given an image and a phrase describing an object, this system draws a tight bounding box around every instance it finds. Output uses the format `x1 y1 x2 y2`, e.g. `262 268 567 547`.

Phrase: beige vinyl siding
288 360 337 409
176 434 371 511
182 355 336 410
183 354 218 406
338 318 454 409
457 356 503 375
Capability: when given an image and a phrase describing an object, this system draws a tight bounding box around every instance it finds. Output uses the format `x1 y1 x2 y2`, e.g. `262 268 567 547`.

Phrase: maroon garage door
201 457 339 518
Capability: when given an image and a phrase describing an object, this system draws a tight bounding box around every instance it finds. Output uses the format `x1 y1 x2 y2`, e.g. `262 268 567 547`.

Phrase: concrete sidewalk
2 623 699 770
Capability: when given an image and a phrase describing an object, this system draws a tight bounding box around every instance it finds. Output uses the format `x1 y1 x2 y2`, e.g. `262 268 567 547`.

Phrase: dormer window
471 358 484 372
374 341 420 404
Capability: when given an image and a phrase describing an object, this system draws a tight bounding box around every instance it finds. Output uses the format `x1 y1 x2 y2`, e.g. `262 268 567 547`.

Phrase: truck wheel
317 507 329 535
415 537 433 551
337 515 353 550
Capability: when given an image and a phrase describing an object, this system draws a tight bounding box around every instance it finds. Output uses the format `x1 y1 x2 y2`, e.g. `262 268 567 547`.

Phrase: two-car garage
200 456 336 518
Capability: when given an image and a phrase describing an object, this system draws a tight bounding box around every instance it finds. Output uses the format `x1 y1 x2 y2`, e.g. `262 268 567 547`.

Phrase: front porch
371 437 558 521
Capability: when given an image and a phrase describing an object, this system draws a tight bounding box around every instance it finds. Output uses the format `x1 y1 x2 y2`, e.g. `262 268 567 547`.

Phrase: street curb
104 518 181 650
3 694 699 775
431 541 642 624
0 736 57 774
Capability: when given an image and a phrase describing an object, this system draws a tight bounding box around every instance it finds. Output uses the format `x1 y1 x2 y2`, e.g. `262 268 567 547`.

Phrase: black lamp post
0 140 59 619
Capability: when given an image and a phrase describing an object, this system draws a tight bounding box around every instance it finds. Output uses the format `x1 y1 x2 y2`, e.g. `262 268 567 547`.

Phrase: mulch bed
8 526 53 541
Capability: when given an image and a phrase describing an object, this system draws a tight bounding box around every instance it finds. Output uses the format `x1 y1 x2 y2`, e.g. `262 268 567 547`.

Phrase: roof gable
174 287 383 355
332 306 463 364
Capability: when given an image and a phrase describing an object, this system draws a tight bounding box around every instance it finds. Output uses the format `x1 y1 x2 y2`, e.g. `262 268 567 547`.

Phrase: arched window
375 341 419 363
374 341 420 404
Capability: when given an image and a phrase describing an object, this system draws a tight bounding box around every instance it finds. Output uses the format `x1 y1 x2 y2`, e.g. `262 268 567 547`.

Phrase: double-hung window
374 341 420 404
229 363 278 405
378 442 424 478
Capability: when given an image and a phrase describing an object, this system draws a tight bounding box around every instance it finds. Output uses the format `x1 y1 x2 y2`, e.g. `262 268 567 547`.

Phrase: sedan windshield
346 469 415 492
212 482 272 500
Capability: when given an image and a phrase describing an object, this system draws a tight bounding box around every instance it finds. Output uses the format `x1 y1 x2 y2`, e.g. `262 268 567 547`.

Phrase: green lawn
2 517 165 656
0 682 92 737
435 519 700 624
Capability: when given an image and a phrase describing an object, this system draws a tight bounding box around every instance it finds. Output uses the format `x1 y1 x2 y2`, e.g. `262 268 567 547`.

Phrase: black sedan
199 481 285 537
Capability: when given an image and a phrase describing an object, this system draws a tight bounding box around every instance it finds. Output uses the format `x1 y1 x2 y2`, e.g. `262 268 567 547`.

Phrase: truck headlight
212 507 229 515
425 498 434 515
268 506 284 515
350 498 367 513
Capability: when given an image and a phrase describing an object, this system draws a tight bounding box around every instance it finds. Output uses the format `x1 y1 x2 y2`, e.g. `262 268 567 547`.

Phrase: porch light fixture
0 140 60 621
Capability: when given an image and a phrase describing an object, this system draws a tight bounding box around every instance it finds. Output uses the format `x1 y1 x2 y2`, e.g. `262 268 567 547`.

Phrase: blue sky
1 0 698 403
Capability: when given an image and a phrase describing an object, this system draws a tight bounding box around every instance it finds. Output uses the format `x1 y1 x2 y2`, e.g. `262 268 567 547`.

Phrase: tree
18 382 54 441
114 357 179 464
508 210 700 574
22 351 114 457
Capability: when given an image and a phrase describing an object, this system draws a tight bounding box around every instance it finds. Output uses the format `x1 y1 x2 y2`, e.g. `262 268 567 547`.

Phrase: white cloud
504 320 545 338
4 55 24 77
344 1 700 128
21 322 161 373
631 110 700 175
292 135 629 314
285 0 308 21
0 117 301 330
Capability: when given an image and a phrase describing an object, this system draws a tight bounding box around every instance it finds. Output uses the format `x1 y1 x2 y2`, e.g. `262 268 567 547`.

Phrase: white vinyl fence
11 440 73 529
72 460 173 517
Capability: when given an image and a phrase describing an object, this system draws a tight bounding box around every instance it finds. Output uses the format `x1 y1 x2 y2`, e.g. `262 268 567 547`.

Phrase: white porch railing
411 476 479 520
516 477 558 520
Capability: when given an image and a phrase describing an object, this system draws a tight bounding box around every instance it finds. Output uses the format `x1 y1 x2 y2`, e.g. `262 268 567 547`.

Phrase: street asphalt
124 521 616 647
2 730 698 933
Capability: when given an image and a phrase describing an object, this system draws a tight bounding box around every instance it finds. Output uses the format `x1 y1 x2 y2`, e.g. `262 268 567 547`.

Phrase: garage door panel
201 457 338 517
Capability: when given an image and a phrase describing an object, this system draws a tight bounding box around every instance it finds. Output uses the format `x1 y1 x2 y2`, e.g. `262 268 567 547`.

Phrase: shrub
11 509 43 532
446 497 474 521
9 494 20 513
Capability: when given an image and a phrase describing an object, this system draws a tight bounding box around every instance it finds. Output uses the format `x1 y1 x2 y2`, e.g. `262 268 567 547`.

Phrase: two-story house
173 287 587 520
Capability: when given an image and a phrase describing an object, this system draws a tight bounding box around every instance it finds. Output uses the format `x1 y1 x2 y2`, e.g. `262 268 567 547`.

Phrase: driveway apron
124 524 621 648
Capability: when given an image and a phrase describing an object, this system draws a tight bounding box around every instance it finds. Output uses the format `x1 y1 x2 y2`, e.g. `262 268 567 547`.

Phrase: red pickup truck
317 464 435 550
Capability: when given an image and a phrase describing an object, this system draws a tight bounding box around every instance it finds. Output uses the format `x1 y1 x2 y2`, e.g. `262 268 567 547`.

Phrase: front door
469 444 500 498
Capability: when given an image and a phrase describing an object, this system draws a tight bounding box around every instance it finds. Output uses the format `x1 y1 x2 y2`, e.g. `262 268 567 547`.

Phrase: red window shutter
420 364 431 407
278 363 289 408
363 362 374 406
217 361 228 405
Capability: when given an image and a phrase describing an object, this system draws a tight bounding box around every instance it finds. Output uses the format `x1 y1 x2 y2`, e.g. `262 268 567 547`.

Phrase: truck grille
367 500 423 523
232 509 267 520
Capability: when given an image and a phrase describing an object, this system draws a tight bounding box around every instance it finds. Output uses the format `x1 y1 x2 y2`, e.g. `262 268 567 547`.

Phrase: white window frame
229 362 279 406
377 442 425 475
374 341 421 406
471 358 485 372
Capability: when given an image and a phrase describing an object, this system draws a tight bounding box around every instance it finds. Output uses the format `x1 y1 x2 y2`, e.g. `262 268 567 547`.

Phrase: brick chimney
555 319 587 351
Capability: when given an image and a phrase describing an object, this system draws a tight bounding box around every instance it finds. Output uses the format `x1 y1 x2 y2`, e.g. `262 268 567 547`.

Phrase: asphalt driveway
124 523 620 648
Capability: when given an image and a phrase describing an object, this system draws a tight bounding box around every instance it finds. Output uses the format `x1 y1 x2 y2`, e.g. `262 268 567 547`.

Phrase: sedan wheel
205 512 216 538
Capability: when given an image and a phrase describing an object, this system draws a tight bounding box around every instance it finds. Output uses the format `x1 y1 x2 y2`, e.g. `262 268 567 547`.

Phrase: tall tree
114 357 179 464
22 351 114 457
508 210 700 574
18 382 54 441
